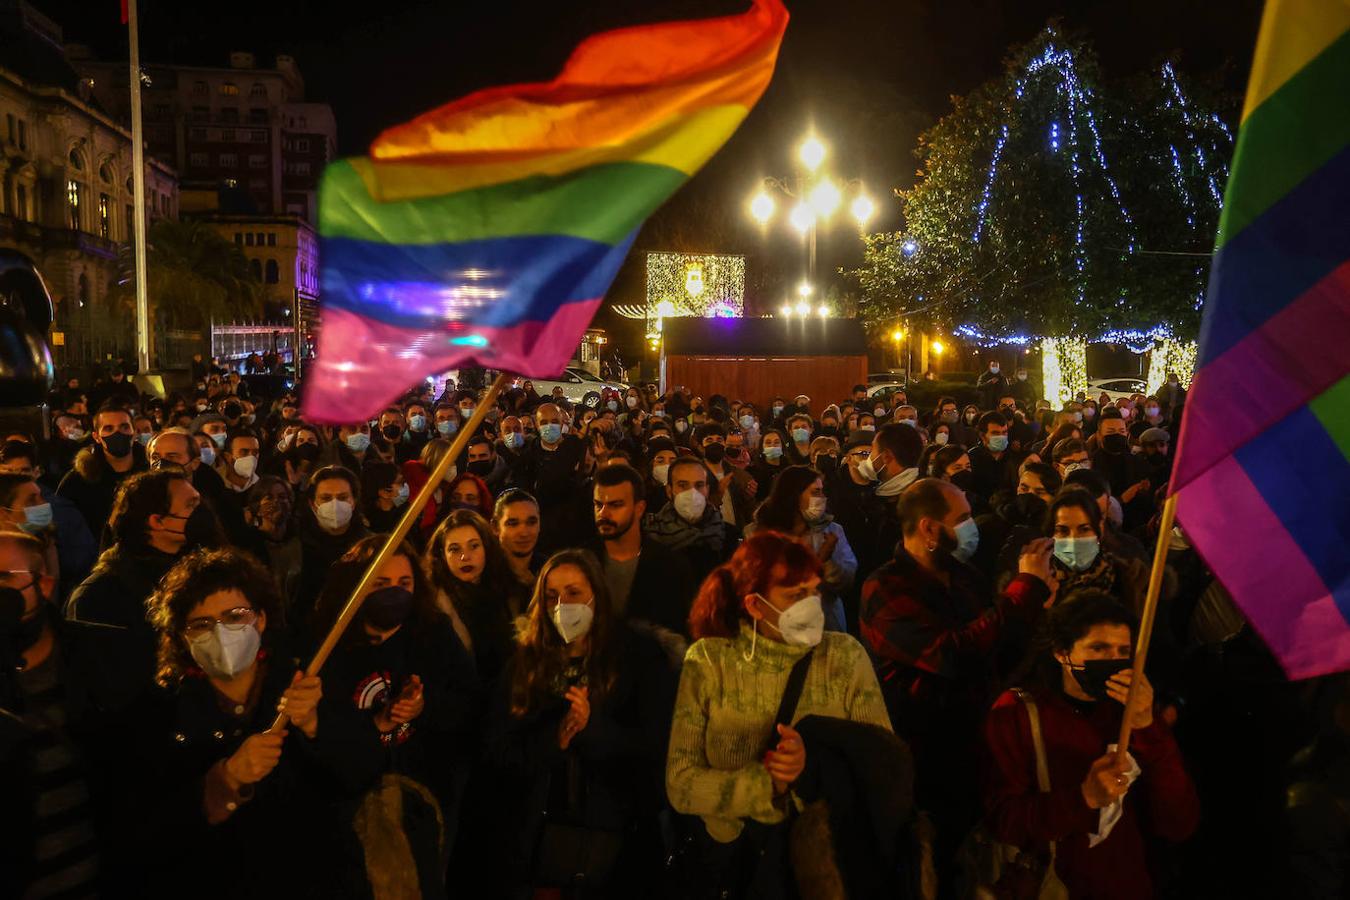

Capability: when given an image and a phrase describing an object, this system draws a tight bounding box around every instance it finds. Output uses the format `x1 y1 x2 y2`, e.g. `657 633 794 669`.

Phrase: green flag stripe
1309 373 1350 461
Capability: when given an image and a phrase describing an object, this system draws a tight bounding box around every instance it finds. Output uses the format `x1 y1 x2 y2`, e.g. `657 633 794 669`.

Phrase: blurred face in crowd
312 477 354 533
1053 504 1100 541
844 442 871 477
450 479 482 510
744 572 822 640
1099 417 1128 439
998 396 1017 416
1017 470 1054 502
443 524 486 584
667 460 709 503
1056 448 1090 476
149 432 195 470
943 453 972 479
495 499 540 560
363 553 415 643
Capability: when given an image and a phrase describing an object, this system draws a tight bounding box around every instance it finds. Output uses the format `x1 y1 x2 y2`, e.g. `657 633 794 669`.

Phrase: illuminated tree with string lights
854 26 1233 400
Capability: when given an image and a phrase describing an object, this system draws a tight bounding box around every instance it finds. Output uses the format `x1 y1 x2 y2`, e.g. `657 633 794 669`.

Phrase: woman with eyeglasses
144 547 355 897
485 549 677 897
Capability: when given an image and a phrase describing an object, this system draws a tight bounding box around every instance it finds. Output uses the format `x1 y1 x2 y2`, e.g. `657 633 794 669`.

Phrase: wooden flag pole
268 371 512 734
1114 492 1179 765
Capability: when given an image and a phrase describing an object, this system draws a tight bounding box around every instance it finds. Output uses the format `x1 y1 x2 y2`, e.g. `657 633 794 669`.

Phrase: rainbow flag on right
1172 0 1350 679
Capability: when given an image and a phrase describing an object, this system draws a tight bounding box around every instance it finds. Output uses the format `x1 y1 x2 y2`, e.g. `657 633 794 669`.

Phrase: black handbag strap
773 648 816 733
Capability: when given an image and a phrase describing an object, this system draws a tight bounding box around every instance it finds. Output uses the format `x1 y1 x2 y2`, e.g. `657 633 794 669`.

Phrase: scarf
646 502 726 554
1053 552 1118 598
875 466 919 498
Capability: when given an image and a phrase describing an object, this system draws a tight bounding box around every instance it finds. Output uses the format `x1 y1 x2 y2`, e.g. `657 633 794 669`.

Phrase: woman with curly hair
425 508 528 680
144 547 353 897
486 549 676 897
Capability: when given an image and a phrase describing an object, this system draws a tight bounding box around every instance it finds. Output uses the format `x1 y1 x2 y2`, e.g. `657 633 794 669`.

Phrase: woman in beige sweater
666 531 893 850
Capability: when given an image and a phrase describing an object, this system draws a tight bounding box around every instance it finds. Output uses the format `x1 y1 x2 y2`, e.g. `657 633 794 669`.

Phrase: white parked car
515 367 630 408
1087 377 1148 403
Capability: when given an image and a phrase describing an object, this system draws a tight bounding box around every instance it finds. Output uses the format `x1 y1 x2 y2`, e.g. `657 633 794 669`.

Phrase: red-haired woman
444 471 493 519
667 531 893 896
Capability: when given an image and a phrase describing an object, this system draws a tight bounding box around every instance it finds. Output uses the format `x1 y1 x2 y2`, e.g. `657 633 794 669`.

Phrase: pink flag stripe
1176 454 1349 679
1173 259 1350 488
303 300 602 424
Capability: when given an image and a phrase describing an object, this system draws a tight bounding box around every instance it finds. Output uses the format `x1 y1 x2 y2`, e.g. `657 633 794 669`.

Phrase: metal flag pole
126 0 151 373
267 371 511 734
1115 492 1179 765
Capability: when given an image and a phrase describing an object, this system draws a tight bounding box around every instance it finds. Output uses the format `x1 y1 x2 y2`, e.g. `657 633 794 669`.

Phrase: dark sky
43 0 1264 344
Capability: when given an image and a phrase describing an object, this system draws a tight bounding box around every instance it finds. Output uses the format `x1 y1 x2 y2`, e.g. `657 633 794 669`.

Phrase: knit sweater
666 623 892 843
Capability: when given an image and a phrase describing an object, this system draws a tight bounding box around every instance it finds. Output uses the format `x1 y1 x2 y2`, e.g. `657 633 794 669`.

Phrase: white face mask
188 623 261 680
232 455 258 479
673 488 706 522
550 600 594 643
759 593 825 648
804 496 828 523
652 463 670 485
934 432 949 446
315 498 353 531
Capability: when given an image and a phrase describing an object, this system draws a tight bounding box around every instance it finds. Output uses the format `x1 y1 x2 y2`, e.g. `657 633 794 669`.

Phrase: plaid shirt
860 547 1048 738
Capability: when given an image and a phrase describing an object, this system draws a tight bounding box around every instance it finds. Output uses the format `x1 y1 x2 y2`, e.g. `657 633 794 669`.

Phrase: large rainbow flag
304 0 788 422
1172 0 1350 679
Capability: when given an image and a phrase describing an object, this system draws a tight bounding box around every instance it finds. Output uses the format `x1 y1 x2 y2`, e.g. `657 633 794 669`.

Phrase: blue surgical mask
20 502 53 533
539 423 563 444
986 434 1009 453
503 432 523 450
409 414 427 432
392 482 410 507
763 445 783 461
739 414 754 429
199 446 216 467
952 517 980 562
437 420 458 437
136 432 153 446
1054 536 1100 572
791 427 811 444
209 431 227 449
346 432 371 453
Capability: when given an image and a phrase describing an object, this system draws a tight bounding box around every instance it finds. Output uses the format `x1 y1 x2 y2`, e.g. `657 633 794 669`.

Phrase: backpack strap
1011 689 1051 793
770 648 816 745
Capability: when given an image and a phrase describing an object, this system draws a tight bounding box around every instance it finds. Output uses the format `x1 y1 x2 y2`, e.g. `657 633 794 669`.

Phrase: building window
98 193 111 238
154 103 171 116
99 163 113 184
219 82 239 96
68 148 84 170
78 273 90 306
17 120 26 151
190 152 209 167
248 154 266 169
5 114 13 144
255 232 265 245
188 127 207 141
265 259 279 283
193 80 207 95
250 82 267 98
219 153 237 167
249 178 267 190
15 184 27 221
245 233 254 246
234 233 243 245
191 106 208 121
251 130 267 142
267 233 276 247
220 129 235 142
66 180 82 230
248 108 267 124
219 107 239 124
295 138 309 153
125 204 133 235
292 162 311 176
249 258 262 280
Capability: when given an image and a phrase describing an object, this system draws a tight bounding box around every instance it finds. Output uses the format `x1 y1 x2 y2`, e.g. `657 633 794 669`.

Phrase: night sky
43 0 1264 350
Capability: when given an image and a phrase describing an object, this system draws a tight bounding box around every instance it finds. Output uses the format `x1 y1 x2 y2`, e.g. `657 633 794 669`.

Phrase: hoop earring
926 542 937 552
743 620 758 663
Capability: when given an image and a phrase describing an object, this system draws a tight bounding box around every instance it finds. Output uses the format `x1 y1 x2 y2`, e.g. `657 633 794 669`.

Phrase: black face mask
102 432 133 458
1010 492 1047 523
291 442 321 464
703 443 726 464
364 586 414 630
1102 434 1129 455
223 401 242 419
382 424 403 442
949 470 976 493
0 584 46 654
182 505 222 551
815 455 838 477
466 459 494 478
1068 657 1131 701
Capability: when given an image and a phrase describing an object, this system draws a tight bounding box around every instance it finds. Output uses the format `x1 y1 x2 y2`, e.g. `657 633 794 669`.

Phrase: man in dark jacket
977 359 1008 410
66 469 209 665
830 433 886 621
643 457 738 588
1 531 152 898
592 464 696 636
57 404 148 538
967 411 1025 503
511 402 590 555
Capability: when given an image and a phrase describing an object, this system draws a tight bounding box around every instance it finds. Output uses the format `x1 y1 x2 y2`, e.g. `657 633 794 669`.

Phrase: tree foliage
852 26 1233 342
115 219 262 331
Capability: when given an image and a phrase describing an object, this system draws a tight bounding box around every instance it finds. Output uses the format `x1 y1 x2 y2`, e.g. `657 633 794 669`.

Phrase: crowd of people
0 358 1334 899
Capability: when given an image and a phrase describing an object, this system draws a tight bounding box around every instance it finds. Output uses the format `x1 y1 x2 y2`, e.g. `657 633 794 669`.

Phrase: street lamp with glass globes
748 132 876 313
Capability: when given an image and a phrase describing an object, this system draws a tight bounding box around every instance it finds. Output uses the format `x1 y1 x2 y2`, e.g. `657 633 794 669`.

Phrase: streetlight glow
932 340 946 356
799 136 826 172
901 239 919 257
891 329 903 343
780 304 793 317
789 203 814 234
750 191 774 224
795 302 811 316
797 281 813 297
817 305 829 318
851 194 875 227
809 178 842 217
